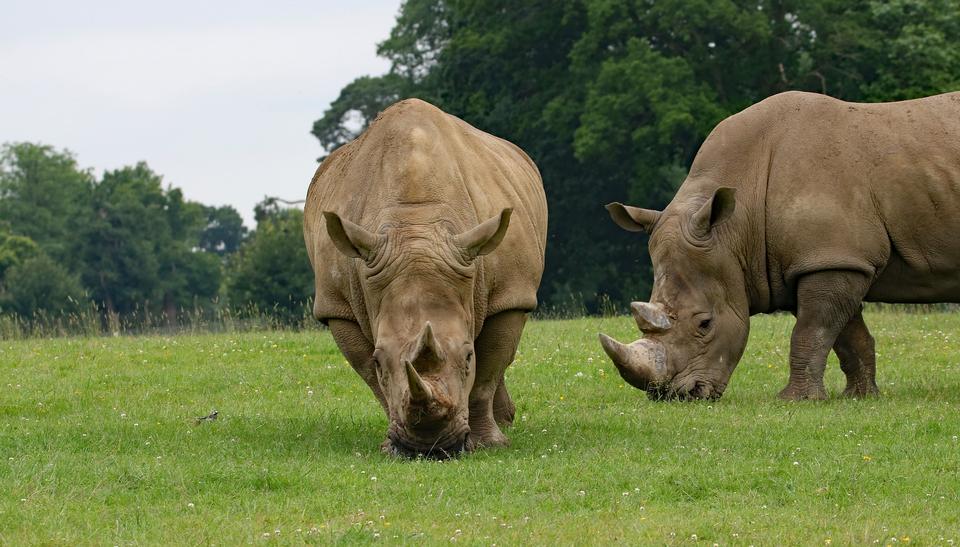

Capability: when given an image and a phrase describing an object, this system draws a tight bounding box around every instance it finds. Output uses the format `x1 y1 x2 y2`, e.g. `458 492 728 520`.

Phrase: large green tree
199 205 248 256
313 0 960 311
0 143 93 268
80 162 222 320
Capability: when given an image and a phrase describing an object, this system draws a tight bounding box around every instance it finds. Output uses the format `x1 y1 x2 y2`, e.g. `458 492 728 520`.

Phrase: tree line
314 0 960 312
4 1 959 328
0 143 313 330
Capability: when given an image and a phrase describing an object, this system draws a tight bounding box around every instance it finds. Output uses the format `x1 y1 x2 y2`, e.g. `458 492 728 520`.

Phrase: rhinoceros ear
454 208 512 259
323 211 385 261
605 203 660 233
691 187 736 237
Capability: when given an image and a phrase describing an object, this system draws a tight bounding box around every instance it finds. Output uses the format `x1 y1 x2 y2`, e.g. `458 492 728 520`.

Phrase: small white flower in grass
691 534 698 540
262 532 271 538
578 490 585 496
187 502 194 508
370 476 377 481
575 372 585 378
793 461 799 465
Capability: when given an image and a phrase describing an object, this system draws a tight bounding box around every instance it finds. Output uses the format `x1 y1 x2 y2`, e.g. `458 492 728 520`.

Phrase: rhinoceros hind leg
833 310 880 398
493 376 516 427
470 310 527 448
779 271 871 401
328 319 388 413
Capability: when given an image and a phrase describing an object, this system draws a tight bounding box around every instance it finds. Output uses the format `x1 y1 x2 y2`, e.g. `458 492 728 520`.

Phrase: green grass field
2 312 959 545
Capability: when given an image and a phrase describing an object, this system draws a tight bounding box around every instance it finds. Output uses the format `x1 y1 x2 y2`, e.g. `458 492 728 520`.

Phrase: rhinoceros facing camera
304 99 547 458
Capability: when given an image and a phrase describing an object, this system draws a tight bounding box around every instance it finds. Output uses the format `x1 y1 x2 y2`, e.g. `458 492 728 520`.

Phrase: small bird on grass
195 410 219 425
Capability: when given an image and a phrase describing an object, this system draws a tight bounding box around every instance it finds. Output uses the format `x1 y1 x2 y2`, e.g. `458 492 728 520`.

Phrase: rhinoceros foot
469 432 509 450
777 382 828 401
842 381 880 399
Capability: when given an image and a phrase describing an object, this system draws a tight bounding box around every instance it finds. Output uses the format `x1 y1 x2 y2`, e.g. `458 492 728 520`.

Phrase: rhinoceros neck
676 169 772 315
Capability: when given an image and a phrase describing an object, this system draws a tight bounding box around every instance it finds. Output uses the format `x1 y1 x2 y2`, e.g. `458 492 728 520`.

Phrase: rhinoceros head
323 208 512 457
599 187 750 400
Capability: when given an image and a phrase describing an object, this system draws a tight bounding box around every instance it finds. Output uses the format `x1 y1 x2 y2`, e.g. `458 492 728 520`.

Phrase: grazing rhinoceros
599 91 960 401
304 99 547 456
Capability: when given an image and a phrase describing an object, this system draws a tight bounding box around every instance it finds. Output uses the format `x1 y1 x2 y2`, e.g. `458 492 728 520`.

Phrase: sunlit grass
1 312 958 544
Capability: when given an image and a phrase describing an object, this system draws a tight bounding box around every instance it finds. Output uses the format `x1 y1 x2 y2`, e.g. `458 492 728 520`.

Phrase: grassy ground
1 312 959 545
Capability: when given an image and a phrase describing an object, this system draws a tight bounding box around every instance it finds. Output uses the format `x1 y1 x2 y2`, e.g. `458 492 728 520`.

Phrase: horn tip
598 333 622 358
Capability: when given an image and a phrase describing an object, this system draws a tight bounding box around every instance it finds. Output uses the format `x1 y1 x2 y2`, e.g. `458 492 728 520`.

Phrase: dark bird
195 410 218 425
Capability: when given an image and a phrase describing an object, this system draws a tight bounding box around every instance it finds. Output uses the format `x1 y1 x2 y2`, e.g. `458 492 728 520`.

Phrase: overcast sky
0 0 401 226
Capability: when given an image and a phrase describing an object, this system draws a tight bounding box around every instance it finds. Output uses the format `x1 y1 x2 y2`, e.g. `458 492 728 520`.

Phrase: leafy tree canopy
313 0 960 311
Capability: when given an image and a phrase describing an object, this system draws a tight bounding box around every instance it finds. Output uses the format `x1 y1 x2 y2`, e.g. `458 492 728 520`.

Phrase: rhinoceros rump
304 99 547 456
601 91 960 401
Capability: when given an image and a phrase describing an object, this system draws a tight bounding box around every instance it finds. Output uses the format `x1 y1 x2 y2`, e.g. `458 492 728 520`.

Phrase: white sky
0 0 401 226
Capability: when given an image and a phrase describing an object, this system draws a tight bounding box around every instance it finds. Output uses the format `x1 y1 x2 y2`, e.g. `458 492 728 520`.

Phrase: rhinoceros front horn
598 334 668 390
405 360 434 403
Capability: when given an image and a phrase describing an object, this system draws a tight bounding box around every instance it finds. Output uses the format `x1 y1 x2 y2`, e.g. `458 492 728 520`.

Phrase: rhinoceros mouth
647 379 726 401
384 424 471 460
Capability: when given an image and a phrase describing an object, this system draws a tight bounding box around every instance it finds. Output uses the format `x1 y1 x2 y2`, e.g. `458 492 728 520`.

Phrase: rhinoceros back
683 91 960 308
304 99 547 330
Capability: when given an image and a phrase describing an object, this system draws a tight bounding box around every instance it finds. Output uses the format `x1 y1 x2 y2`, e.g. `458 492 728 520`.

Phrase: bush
226 208 314 324
0 254 89 318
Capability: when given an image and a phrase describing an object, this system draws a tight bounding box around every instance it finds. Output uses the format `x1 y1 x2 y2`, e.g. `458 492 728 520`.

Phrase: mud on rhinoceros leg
833 308 881 398
328 319 388 413
780 271 871 401
470 310 527 448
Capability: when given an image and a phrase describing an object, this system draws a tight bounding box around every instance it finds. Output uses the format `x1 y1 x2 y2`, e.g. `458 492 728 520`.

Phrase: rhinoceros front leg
780 271 871 401
492 375 516 427
470 310 526 448
328 319 388 413
833 309 880 398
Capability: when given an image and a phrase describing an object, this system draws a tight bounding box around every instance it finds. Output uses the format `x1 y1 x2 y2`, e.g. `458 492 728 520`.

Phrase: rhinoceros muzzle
384 322 471 459
599 302 673 393
386 427 471 459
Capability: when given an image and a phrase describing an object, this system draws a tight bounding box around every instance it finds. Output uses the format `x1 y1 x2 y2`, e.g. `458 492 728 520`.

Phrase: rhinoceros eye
698 317 713 332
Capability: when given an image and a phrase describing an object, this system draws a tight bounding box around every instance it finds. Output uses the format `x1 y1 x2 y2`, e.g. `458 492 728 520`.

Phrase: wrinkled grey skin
304 99 547 457
600 91 960 401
